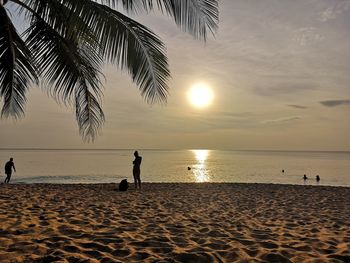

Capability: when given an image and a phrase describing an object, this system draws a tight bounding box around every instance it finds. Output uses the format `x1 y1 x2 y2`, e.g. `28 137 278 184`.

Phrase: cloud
320 99 350 107
200 111 254 118
287 104 308 109
253 83 315 97
320 7 337 22
319 2 350 22
262 116 301 124
292 27 324 46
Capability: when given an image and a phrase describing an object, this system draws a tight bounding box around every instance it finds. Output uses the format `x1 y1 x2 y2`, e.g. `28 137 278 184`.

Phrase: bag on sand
119 179 129 191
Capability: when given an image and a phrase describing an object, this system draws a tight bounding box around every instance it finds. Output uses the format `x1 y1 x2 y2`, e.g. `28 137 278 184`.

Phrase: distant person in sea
132 151 142 189
282 169 285 173
303 174 308 181
4 158 16 183
316 175 320 183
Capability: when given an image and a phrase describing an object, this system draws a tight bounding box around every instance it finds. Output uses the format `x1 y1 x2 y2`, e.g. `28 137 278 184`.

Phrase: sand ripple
0 183 349 262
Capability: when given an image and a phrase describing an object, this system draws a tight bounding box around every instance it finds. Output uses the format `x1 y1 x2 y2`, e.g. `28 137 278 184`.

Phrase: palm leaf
87 3 170 103
21 0 170 104
25 19 101 96
94 0 219 39
0 5 37 119
156 0 219 39
39 0 170 104
75 83 105 142
25 17 104 141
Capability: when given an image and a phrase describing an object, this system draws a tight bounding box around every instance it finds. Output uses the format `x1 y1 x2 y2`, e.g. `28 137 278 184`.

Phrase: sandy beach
0 183 349 262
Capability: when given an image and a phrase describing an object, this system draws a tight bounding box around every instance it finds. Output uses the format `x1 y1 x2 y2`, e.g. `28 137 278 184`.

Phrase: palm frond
94 0 219 39
93 4 170 103
98 0 151 13
24 17 104 141
57 1 170 104
20 0 96 41
156 0 219 40
75 83 105 142
21 0 170 104
24 18 102 103
0 5 37 119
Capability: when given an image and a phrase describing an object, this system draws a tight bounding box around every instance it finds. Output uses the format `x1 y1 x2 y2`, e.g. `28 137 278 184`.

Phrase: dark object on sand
188 166 191 170
119 179 129 191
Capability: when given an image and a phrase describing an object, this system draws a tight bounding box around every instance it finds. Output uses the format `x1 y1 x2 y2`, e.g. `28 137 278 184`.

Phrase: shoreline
1 183 349 262
6 181 350 189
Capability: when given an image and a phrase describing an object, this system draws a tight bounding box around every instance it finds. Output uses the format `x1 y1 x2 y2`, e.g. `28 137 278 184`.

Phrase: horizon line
0 148 349 153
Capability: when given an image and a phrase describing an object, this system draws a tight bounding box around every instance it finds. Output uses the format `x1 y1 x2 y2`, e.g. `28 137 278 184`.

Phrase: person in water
303 174 308 180
4 158 16 183
132 151 142 189
316 175 320 182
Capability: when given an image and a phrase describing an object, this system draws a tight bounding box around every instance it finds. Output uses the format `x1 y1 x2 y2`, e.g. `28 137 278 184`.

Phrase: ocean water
0 149 349 187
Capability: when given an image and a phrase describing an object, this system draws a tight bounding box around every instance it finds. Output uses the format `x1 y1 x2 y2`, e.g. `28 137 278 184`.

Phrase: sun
187 83 214 108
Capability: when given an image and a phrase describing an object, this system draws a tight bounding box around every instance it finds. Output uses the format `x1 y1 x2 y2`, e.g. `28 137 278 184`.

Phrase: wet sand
0 183 349 262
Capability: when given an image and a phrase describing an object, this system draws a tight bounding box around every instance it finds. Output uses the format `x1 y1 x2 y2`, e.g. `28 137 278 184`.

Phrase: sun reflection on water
191 149 211 182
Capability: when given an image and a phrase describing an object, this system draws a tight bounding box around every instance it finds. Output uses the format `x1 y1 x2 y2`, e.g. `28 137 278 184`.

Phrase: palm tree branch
91 0 219 39
14 0 97 42
68 1 170 103
75 82 105 142
0 5 37 118
16 0 168 103
24 17 105 141
9 0 36 16
155 0 219 39
24 16 102 101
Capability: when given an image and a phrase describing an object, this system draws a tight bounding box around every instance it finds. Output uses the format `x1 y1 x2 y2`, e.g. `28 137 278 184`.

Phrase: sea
0 149 349 187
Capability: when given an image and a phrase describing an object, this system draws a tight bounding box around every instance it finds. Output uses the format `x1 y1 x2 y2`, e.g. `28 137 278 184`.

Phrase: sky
1 0 350 150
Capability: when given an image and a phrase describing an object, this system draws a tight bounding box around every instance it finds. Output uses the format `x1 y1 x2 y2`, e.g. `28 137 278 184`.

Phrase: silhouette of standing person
4 158 16 183
133 151 142 189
